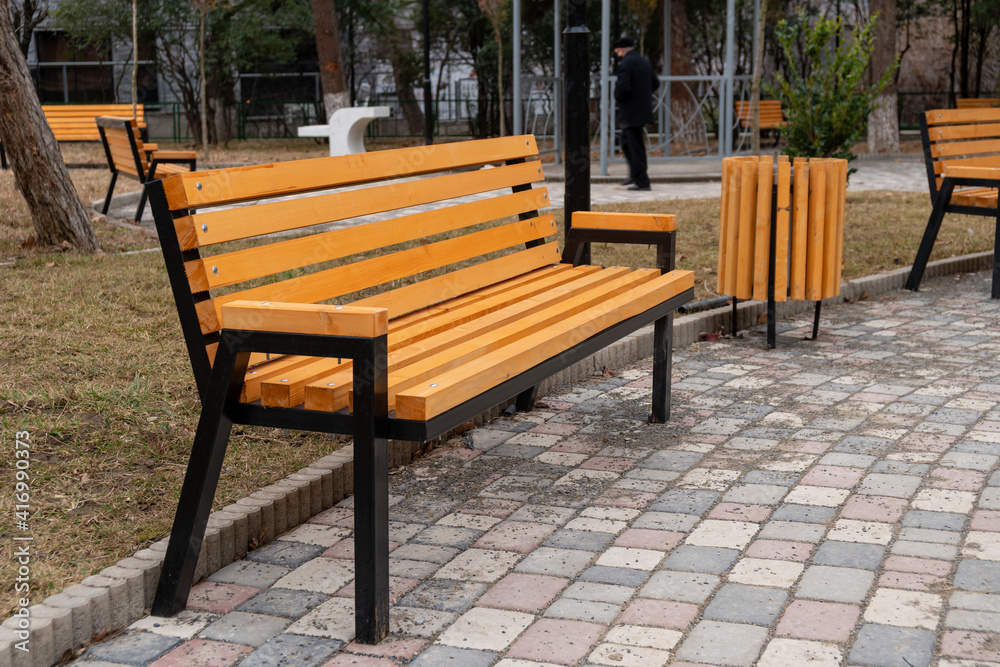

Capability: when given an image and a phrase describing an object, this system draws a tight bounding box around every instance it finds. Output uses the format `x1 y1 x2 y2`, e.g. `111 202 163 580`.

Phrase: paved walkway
76 266 1000 666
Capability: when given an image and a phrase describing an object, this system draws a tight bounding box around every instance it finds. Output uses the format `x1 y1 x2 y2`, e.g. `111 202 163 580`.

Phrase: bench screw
262 301 271 305
249 371 257 375
212 265 219 275
430 383 438 387
196 182 202 190
327 383 336 386
281 379 289 382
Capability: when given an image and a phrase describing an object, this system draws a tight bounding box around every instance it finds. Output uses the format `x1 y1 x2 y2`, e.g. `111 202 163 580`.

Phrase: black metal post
651 314 673 423
731 298 738 335
767 185 778 349
564 0 591 265
812 301 822 339
423 0 433 145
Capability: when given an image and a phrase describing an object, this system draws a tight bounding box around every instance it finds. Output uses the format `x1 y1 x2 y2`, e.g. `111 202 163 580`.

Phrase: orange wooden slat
774 161 791 302
717 157 732 294
805 160 827 301
735 160 757 300
822 160 842 298
176 160 544 252
571 211 676 231
752 157 774 302
930 137 1000 159
162 135 541 210
221 302 388 338
722 159 742 296
926 108 1000 126
790 159 809 301
929 122 1000 142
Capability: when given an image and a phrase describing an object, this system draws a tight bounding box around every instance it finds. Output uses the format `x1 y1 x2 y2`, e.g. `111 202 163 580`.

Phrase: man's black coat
614 50 660 128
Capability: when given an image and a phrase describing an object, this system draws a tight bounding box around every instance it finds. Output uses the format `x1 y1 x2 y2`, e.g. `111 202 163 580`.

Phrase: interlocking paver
675 620 768 666
477 573 567 612
775 599 860 641
703 584 787 625
848 623 936 667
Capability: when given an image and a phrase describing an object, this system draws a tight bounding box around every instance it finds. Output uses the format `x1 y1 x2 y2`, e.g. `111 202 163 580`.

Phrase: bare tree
478 0 507 136
0 3 100 253
867 3 899 153
310 0 349 120
5 0 47 57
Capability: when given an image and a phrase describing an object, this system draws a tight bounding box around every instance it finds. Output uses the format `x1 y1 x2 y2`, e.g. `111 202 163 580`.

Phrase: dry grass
1 147 995 619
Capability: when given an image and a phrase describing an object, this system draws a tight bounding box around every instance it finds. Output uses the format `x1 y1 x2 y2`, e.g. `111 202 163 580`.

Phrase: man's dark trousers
621 126 649 188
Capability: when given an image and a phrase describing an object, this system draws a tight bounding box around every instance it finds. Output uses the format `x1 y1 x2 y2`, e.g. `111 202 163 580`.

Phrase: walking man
613 37 659 191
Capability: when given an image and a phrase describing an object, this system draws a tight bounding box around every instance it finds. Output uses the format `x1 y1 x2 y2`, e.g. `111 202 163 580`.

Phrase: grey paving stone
389 558 441 579
675 620 768 666
238 633 343 667
391 542 460 564
641 571 720 603
871 461 930 475
245 542 326 568
954 441 1000 455
858 473 922 498
650 489 720 514
238 588 329 619
480 475 554 501
981 487 1000 509
758 520 828 543
632 511 700 532
529 485 596 508
663 546 740 573
951 592 1000 612
544 529 615 551
578 565 649 587
208 561 293 589
640 451 704 471
508 504 576 526
955 560 1000 593
412 526 481 549
409 645 497 667
891 540 959 560
703 584 788 625
514 547 594 577
927 408 982 425
834 435 893 455
398 579 487 613
545 598 621 623
797 565 874 603
487 444 548 459
818 452 876 468
723 484 788 505
562 582 635 605
80 632 180 665
946 609 1000 632
743 471 799 486
848 623 935 667
771 503 836 523
718 403 774 419
389 497 461 524
199 611 290 646
898 527 962 545
813 541 886 569
901 510 967 531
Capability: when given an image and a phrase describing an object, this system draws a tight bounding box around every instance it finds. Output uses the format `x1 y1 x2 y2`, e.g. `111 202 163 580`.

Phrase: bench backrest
956 98 999 110
44 104 145 141
921 108 1000 199
96 116 155 180
148 136 557 398
735 100 784 127
718 155 847 302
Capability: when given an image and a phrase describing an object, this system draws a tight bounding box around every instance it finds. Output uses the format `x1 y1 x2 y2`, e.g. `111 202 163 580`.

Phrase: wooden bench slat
736 160 757 299
393 270 694 420
295 266 625 411
194 217 558 334
805 160 827 301
822 160 844 297
571 211 676 231
721 159 741 296
241 355 320 403
349 242 562 320
752 157 774 302
177 160 545 252
164 135 541 209
929 122 1000 142
930 137 1000 159
184 186 549 291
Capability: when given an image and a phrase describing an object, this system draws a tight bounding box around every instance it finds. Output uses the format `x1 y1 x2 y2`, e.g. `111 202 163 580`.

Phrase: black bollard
563 0 591 266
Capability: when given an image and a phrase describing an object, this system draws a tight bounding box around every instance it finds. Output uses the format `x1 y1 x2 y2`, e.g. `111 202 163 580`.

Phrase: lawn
1 140 995 619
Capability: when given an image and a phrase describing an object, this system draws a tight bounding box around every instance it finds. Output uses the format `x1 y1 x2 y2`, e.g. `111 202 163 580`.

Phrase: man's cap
612 37 634 49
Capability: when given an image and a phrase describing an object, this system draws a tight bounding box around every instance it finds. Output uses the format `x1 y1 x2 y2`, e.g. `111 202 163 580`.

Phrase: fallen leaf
45 261 55 267
59 240 73 251
20 235 36 250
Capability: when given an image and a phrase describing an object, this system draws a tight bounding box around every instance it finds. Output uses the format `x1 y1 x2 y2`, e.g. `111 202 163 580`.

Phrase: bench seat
147 135 694 642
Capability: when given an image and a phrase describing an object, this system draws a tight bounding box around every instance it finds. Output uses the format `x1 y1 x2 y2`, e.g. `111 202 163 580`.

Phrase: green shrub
767 10 895 163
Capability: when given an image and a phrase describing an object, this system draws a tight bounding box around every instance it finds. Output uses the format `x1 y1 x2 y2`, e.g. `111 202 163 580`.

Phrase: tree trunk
131 0 138 118
670 1 700 144
310 0 350 121
0 4 100 253
383 19 424 136
199 9 209 158
867 0 898 154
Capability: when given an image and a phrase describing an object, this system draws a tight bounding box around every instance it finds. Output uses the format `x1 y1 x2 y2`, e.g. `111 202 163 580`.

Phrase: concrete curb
3 249 993 665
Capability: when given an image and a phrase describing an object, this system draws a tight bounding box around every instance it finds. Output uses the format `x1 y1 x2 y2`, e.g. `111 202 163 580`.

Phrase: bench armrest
221 301 388 338
144 143 160 152
942 165 1000 182
564 211 678 270
152 150 197 161
570 211 676 232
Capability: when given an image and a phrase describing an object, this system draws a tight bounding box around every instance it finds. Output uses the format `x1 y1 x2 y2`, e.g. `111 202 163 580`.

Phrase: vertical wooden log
774 161 791 302
753 156 774 302
736 160 757 300
790 158 809 300
805 159 827 301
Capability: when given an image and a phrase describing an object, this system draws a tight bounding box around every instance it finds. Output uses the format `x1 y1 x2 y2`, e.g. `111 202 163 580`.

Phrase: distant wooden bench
146 135 694 643
956 98 999 109
0 104 147 169
906 108 1000 298
718 155 848 347
96 116 196 222
735 100 785 146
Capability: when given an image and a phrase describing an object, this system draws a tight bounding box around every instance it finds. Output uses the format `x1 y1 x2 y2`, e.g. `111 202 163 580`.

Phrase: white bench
297 106 391 156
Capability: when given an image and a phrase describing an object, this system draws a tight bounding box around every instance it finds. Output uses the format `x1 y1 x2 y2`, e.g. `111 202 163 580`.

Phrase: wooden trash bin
718 155 848 347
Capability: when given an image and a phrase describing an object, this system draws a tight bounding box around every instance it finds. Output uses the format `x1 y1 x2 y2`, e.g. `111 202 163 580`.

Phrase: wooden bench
0 104 147 169
956 98 999 109
906 108 1000 298
735 100 786 146
146 135 694 643
718 155 848 347
96 116 196 222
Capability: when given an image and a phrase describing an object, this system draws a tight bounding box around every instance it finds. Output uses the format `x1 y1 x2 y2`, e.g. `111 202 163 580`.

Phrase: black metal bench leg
101 172 118 214
135 186 150 222
353 335 389 644
906 180 954 292
731 298 738 335
650 313 673 423
993 208 1000 299
152 339 250 617
812 301 822 339
515 386 540 412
